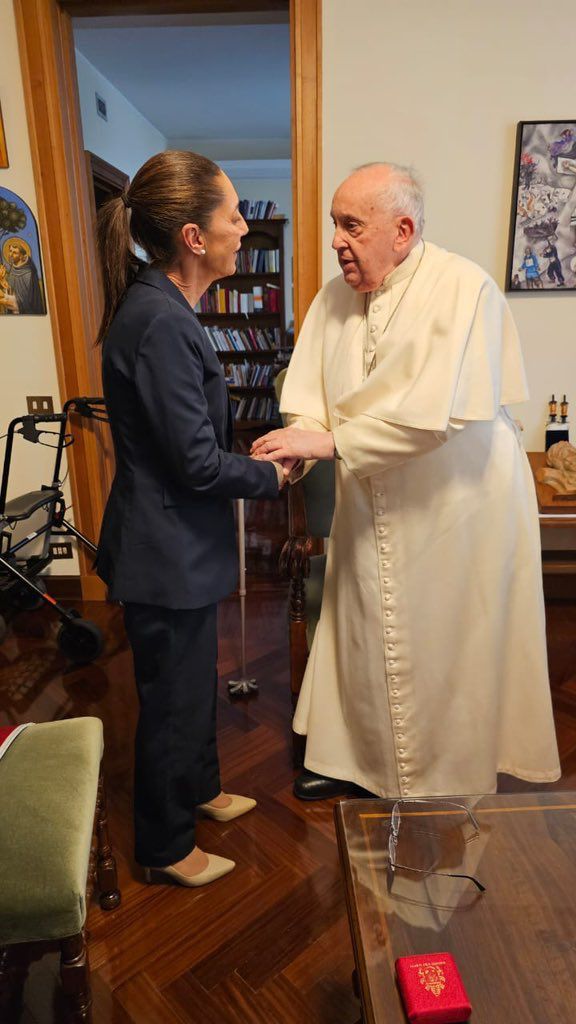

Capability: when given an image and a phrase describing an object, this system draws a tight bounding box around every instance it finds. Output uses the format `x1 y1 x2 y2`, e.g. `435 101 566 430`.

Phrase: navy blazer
96 266 279 608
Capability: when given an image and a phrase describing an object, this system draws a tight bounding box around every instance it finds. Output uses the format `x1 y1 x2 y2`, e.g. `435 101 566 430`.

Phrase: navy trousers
123 602 221 866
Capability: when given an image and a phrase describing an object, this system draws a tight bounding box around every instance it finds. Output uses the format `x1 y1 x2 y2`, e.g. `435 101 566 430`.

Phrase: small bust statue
537 441 576 496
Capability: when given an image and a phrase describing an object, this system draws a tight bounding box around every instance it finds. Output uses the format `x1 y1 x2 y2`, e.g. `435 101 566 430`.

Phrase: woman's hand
278 456 301 477
270 457 300 487
251 428 335 462
251 455 300 488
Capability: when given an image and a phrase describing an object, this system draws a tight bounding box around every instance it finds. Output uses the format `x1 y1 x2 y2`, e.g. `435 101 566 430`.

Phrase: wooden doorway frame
13 0 322 600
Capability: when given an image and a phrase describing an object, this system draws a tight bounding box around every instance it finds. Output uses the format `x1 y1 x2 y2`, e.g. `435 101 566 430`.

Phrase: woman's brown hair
95 150 224 344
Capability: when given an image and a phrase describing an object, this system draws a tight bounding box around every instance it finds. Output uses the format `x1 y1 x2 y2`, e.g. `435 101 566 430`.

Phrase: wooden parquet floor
1 585 576 1024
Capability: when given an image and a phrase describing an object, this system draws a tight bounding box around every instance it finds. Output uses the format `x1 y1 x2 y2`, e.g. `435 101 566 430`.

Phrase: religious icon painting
0 187 47 316
0 104 8 168
506 120 576 293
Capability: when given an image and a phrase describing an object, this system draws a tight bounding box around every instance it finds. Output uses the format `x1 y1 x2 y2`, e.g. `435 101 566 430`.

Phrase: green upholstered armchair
0 718 120 1022
274 370 336 764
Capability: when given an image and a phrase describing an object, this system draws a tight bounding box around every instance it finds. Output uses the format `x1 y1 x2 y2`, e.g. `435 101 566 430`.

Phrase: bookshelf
197 218 290 431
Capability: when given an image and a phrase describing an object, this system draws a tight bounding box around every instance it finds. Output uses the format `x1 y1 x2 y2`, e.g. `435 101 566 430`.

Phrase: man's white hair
354 162 425 237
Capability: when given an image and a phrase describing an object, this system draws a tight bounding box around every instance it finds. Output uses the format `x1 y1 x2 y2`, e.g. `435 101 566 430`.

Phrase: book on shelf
203 325 283 353
231 395 278 422
239 199 278 220
196 283 281 315
236 248 280 273
265 284 280 313
224 362 277 387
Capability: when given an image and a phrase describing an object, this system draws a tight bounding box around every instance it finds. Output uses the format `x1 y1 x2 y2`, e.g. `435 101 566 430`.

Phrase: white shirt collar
374 239 425 295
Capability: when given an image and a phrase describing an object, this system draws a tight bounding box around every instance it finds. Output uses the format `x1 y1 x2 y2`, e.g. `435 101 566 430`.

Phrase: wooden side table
527 451 576 582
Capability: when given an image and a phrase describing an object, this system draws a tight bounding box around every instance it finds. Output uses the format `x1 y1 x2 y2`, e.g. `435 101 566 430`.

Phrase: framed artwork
506 120 576 292
0 186 46 316
0 104 7 168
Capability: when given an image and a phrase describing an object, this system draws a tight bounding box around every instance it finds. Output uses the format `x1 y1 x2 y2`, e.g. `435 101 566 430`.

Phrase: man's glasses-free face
387 799 486 893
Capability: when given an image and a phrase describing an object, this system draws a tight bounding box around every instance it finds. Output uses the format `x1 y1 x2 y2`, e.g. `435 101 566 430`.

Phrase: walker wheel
57 618 104 664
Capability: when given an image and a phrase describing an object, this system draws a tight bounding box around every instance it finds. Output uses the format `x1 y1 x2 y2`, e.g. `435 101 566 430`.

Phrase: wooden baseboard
43 574 108 602
544 575 576 601
43 575 83 601
46 575 283 604
223 577 289 600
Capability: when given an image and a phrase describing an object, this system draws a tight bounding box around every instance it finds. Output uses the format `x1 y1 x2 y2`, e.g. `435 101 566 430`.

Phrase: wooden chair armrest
287 472 309 536
279 476 312 582
279 473 319 767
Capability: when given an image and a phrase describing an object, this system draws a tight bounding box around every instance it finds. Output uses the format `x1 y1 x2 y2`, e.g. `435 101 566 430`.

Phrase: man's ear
394 216 416 250
181 222 206 256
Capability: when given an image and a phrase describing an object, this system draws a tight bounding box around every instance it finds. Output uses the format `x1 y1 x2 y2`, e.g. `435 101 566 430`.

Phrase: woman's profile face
203 173 248 281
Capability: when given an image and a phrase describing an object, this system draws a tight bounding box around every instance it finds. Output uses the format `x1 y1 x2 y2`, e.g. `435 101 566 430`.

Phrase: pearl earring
199 248 206 255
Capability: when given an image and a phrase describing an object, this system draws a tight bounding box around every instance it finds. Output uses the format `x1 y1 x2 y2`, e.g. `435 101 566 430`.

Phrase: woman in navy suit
96 151 286 887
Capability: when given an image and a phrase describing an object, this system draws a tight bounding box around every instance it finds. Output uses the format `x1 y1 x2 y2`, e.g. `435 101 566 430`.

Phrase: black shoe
293 769 357 801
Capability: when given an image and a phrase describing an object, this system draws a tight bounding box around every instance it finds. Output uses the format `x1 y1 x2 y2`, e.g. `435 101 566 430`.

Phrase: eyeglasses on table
387 798 486 893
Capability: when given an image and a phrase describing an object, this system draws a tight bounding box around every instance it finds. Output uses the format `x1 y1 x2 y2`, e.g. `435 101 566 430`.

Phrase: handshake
250 426 336 484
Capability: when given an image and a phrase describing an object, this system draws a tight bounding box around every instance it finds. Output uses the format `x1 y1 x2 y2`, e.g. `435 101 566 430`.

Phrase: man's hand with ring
251 427 335 461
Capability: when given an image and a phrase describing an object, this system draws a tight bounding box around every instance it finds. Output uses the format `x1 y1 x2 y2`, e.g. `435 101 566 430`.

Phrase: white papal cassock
281 240 560 798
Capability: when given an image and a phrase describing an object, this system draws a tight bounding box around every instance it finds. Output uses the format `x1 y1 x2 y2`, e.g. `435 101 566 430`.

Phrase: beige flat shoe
198 793 257 822
143 853 235 887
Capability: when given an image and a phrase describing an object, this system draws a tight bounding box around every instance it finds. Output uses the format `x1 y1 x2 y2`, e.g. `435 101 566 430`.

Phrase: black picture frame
506 120 576 293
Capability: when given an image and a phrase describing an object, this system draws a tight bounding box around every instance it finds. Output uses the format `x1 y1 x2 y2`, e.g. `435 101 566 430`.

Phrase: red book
395 953 472 1023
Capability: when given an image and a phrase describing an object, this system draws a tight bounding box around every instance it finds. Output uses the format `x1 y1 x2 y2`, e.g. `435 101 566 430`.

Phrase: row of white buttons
373 488 410 796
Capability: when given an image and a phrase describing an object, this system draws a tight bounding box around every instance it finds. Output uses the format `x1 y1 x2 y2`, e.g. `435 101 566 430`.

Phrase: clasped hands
250 427 335 483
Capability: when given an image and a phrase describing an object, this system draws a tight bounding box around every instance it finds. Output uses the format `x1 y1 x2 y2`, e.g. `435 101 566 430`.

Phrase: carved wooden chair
275 370 336 764
0 717 121 1023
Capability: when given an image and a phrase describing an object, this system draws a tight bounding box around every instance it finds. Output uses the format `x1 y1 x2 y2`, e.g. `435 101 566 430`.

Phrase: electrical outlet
50 541 73 559
26 396 54 415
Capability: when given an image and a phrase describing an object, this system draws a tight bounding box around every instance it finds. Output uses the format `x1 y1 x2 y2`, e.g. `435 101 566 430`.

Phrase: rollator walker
0 398 106 662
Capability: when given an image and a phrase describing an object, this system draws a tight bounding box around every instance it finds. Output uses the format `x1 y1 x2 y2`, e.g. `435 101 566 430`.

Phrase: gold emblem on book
418 964 446 997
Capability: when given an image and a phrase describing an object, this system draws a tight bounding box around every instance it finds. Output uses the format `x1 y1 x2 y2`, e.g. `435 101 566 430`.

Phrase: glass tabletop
334 791 576 1024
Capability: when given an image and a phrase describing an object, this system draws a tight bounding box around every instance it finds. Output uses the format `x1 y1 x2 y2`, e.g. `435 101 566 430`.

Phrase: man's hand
251 428 335 461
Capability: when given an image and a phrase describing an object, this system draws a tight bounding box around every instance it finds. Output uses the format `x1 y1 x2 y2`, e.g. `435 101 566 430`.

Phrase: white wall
0 0 77 575
75 50 166 180
74 60 295 324
323 0 576 452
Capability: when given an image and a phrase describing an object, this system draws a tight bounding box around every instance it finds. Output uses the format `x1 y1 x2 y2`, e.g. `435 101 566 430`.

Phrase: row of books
225 363 277 387
239 199 277 220
232 396 278 421
204 325 282 352
236 248 280 273
196 284 281 315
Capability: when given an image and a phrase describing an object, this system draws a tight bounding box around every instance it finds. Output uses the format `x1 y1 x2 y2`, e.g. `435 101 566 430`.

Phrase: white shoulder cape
280 241 528 433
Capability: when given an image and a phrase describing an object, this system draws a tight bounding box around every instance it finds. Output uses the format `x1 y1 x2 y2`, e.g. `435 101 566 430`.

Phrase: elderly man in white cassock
252 162 560 801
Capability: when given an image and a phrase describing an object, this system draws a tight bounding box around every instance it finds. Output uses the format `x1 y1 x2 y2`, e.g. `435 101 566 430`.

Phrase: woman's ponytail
95 192 142 345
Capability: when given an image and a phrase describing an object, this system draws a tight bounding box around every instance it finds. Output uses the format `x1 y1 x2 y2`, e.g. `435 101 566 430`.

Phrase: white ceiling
73 16 290 149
